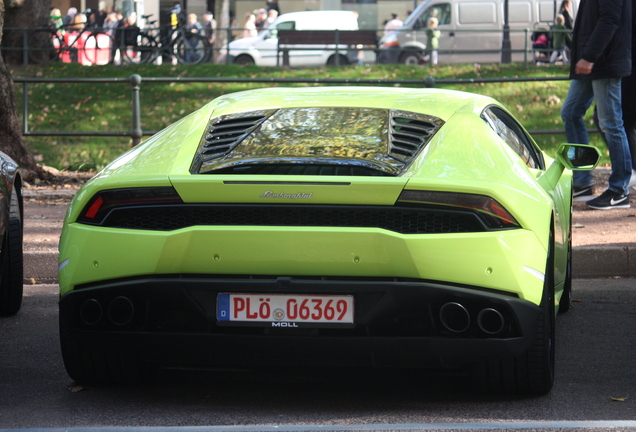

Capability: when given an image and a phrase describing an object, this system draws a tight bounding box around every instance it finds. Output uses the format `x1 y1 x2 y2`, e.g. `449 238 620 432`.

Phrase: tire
174 33 208 65
82 33 116 65
399 50 423 65
28 29 61 65
559 230 573 314
326 54 350 66
559 190 574 314
59 313 157 384
0 191 23 317
235 54 255 66
122 34 159 64
473 229 555 395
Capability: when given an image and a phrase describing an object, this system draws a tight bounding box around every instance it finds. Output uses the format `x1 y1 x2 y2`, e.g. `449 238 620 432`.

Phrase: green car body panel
57 87 599 391
61 88 560 304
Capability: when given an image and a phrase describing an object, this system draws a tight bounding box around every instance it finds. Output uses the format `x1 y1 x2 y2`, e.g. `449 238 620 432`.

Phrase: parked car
0 152 23 317
58 87 599 393
377 0 578 65
218 10 363 66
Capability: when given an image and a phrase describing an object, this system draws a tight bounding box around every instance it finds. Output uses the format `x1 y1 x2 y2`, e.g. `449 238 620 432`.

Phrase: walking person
423 16 440 66
550 14 571 64
185 13 203 63
384 13 403 35
560 0 633 209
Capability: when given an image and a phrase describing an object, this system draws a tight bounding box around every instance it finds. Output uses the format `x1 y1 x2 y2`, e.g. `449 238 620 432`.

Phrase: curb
572 246 635 279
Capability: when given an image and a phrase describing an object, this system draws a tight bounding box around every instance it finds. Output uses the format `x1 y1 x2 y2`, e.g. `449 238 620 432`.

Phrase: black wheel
82 33 116 65
235 54 255 65
0 191 23 317
559 190 574 314
473 229 555 395
326 54 350 66
28 29 61 64
59 313 157 384
122 34 159 64
174 33 209 65
399 50 424 65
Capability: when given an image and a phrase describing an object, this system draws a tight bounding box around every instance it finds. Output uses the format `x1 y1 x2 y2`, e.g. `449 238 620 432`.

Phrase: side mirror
539 143 601 191
557 143 601 170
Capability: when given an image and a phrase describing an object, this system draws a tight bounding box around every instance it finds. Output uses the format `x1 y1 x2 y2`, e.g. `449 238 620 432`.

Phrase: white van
377 0 578 64
219 10 361 67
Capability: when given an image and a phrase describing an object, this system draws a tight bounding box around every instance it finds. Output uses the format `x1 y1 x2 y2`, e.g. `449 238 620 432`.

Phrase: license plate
217 293 354 327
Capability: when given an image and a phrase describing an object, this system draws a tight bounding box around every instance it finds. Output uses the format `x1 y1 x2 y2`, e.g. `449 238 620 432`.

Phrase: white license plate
217 293 354 326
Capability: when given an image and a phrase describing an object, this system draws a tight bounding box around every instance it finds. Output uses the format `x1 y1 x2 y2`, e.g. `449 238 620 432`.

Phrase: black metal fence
3 25 570 67
14 73 577 147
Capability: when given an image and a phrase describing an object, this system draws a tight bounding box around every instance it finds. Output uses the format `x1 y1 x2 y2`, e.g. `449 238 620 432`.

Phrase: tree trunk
214 0 230 63
2 0 50 65
0 0 46 181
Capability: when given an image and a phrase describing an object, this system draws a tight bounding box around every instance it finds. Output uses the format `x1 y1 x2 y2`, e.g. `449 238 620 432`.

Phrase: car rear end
58 88 551 382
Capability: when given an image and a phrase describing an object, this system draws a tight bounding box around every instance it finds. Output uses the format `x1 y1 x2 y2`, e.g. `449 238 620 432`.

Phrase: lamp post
501 0 511 63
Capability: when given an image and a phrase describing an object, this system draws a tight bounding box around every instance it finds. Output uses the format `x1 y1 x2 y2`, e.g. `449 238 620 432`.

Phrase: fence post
226 28 232 65
335 29 340 66
524 28 529 67
130 74 143 147
23 27 29 67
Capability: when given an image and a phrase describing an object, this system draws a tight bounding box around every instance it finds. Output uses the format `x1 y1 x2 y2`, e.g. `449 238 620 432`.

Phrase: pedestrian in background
263 9 278 29
384 13 403 35
240 13 257 39
561 0 633 209
424 16 440 66
203 11 216 44
63 7 77 26
50 8 64 32
550 14 571 64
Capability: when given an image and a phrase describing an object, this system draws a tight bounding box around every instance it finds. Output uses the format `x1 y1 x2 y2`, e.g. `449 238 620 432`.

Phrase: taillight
77 187 183 225
398 190 520 230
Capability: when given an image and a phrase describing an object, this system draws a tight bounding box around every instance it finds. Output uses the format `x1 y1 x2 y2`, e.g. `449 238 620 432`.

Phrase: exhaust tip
440 302 470 333
79 299 103 326
108 296 135 326
478 308 504 335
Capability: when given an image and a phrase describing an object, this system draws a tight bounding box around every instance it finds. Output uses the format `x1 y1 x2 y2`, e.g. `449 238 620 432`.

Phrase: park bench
277 30 378 66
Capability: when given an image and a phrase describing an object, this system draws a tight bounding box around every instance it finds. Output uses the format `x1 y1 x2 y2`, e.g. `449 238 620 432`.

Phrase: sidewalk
21 176 636 284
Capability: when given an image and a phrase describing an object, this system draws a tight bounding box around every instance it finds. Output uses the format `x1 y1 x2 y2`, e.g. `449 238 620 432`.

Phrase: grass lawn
11 61 608 171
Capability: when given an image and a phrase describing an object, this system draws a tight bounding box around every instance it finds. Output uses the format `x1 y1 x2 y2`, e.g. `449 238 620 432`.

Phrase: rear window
192 107 444 176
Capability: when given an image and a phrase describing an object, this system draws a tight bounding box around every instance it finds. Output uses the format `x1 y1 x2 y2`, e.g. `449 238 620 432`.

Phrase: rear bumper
59 276 541 369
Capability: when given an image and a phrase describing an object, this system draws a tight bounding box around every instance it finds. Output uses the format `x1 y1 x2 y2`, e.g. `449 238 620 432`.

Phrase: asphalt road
1 279 636 431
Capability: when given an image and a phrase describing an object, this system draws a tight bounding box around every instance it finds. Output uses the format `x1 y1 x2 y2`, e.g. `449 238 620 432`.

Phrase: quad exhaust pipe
79 296 135 326
79 299 103 326
439 302 470 333
440 302 505 335
477 308 505 335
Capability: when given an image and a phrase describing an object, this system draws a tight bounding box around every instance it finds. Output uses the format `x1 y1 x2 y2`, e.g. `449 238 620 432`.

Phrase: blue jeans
561 78 632 194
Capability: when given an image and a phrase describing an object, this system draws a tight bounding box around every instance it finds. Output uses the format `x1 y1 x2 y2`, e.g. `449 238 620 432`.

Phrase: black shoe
573 185 594 202
586 189 630 210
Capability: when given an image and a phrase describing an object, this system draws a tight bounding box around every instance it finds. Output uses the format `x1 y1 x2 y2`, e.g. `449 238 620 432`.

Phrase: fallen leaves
611 395 628 402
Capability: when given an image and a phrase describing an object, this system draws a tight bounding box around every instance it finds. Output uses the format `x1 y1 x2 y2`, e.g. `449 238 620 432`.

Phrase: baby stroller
531 26 552 64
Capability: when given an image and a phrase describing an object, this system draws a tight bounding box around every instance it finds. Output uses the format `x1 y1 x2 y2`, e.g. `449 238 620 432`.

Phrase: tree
214 0 230 63
2 0 50 65
0 0 46 180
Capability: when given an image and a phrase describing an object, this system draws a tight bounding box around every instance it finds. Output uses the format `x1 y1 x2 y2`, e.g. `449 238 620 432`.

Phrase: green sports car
58 87 599 393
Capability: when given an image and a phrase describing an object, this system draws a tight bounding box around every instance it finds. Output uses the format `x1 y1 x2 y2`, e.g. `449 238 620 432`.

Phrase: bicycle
120 14 210 65
28 19 116 65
